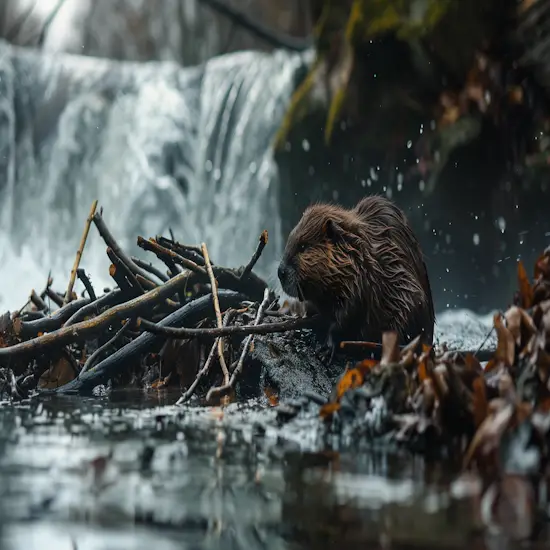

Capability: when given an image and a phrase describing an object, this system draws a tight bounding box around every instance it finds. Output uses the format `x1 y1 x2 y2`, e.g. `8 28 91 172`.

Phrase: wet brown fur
278 195 435 345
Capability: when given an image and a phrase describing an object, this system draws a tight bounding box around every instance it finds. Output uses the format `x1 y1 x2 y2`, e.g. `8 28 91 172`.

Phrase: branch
41 290 247 394
239 230 268 280
92 212 158 286
176 308 239 405
201 242 229 385
137 313 320 338
64 199 97 305
0 271 192 369
79 317 133 377
206 288 271 401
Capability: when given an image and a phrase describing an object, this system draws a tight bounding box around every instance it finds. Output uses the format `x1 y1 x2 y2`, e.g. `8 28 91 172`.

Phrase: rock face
0 40 311 310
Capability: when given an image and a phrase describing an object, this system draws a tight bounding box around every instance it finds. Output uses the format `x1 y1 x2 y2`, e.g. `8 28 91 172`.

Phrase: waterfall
0 40 311 310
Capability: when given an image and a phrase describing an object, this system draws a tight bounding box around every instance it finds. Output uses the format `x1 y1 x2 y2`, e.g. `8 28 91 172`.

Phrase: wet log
45 290 248 394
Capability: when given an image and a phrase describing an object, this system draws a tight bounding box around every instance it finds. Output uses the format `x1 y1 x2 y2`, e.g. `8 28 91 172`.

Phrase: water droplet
302 139 310 151
497 216 506 233
407 140 412 149
367 178 372 187
386 187 393 199
249 162 257 174
332 190 339 200
473 233 480 246
419 180 425 191
205 160 212 172
360 179 366 187
213 168 221 180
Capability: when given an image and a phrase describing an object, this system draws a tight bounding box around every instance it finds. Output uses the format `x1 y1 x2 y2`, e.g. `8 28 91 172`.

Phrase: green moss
273 56 323 151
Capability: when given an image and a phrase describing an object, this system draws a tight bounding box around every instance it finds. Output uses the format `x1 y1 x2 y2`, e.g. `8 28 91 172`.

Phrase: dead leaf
151 372 172 389
493 313 515 367
517 261 533 309
264 386 279 406
463 401 514 469
320 402 341 419
472 376 489 428
39 351 77 389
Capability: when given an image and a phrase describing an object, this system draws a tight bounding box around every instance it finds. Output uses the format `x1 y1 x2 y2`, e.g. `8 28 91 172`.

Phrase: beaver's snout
277 260 300 299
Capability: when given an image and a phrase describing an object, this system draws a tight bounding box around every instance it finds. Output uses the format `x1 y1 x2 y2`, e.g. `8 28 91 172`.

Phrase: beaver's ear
322 218 345 241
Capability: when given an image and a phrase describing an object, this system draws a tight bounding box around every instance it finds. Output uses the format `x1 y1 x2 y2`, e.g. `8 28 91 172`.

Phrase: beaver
277 195 435 351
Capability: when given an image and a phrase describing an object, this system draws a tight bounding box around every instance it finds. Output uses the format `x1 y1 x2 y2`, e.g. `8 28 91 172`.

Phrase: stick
137 237 207 276
44 287 64 308
131 257 169 283
30 290 48 312
156 237 205 266
239 230 268 280
201 242 229 385
0 271 193 368
40 291 247 394
64 200 98 305
176 309 238 405
76 268 97 301
64 289 123 327
16 297 92 338
79 318 133 377
92 212 158 286
137 314 321 338
206 288 271 401
106 247 145 296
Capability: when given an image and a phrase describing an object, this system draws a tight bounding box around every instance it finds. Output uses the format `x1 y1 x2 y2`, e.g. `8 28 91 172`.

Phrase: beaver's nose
277 262 287 285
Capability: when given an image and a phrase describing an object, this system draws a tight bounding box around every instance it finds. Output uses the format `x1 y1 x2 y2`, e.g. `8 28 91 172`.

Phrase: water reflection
0 392 536 550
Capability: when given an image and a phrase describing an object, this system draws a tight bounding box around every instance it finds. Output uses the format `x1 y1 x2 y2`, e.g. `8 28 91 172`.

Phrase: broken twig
201 242 229 385
206 288 271 402
64 199 98 305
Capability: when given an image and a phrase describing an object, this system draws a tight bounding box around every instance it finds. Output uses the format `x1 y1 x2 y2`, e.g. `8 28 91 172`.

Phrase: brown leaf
517 261 533 309
464 353 483 373
493 313 515 367
472 376 489 428
534 250 550 281
39 352 76 389
463 401 514 469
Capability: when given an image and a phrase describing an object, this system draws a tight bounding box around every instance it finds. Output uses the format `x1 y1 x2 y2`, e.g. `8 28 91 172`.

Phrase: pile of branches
0 201 317 402
275 246 550 539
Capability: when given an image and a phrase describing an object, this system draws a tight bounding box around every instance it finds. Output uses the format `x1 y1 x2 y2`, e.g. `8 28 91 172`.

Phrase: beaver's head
277 204 364 310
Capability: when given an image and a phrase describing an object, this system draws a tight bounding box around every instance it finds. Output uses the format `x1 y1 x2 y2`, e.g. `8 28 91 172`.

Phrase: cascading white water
0 41 309 311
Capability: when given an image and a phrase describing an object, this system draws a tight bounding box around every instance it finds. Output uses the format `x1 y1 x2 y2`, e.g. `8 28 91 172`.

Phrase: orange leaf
263 386 279 406
320 402 341 419
357 358 377 372
151 372 172 389
517 260 533 308
335 368 364 400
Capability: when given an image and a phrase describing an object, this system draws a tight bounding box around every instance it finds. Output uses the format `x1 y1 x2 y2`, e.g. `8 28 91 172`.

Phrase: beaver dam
0 199 548 549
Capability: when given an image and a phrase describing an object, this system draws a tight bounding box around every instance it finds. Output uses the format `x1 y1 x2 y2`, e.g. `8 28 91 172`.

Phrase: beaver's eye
297 243 307 253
